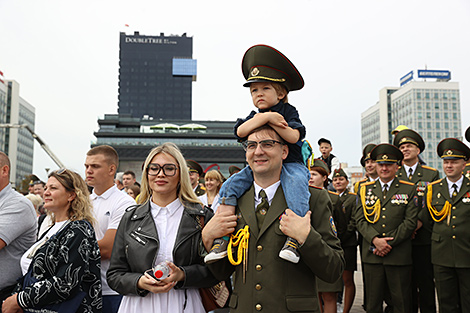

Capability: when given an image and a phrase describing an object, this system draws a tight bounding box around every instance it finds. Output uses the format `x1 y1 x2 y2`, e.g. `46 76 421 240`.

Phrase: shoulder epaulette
363 181 375 186
310 185 323 190
466 163 470 166
429 179 443 186
348 192 356 196
357 178 368 184
328 190 339 195
399 180 414 186
421 165 437 171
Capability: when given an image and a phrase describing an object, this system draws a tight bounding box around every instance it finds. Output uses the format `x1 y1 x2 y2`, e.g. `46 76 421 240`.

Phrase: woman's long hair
48 169 96 226
138 142 202 205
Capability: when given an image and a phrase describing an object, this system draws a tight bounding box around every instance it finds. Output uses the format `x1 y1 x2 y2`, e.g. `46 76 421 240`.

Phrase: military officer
424 138 470 313
202 125 344 313
464 126 470 179
394 129 439 313
355 143 418 313
355 144 378 193
187 159 206 196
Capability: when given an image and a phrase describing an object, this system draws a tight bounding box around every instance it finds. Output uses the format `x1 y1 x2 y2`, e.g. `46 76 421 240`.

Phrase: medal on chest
391 194 409 205
463 192 470 204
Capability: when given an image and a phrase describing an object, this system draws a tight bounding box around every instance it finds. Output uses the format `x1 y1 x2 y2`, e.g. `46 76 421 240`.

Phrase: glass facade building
118 32 196 120
361 71 461 175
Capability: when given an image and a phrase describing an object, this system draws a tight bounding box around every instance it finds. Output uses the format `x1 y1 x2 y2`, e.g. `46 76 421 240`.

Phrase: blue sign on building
417 69 451 80
400 70 414 86
173 59 197 76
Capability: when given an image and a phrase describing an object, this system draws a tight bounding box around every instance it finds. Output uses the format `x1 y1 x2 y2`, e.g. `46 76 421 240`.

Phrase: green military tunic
397 163 439 313
464 163 470 180
355 178 418 313
425 177 470 313
208 185 344 313
194 184 206 196
317 191 344 293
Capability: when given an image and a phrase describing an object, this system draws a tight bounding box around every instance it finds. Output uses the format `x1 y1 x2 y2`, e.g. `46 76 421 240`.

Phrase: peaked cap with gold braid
242 44 304 91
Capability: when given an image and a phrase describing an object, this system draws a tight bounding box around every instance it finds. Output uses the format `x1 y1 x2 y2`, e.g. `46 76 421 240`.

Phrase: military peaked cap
242 44 304 91
393 129 425 152
360 143 377 167
312 158 330 175
186 160 204 176
437 138 470 160
370 144 403 164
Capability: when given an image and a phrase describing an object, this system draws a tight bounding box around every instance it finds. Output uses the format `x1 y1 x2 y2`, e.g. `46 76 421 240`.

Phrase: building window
445 122 449 129
453 113 458 119
418 122 423 129
427 122 432 128
417 92 421 99
435 112 440 119
444 113 449 119
425 92 430 99
436 132 441 139
428 132 432 139
436 122 440 129
426 103 431 109
444 103 448 109
417 112 422 119
426 112 431 119
435 103 439 109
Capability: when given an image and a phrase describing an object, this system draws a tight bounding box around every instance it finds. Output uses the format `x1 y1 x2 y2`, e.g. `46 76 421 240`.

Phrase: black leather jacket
107 200 218 296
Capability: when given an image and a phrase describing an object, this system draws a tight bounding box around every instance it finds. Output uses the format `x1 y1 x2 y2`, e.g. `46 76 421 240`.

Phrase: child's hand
266 112 288 128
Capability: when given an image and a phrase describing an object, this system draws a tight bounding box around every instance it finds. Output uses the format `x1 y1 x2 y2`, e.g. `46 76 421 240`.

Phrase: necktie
256 190 269 229
452 184 458 198
408 168 413 180
383 184 388 199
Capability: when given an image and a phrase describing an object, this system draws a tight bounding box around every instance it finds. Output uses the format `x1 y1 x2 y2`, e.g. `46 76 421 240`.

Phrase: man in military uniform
187 159 206 196
355 144 378 193
424 138 470 313
355 143 418 313
202 125 344 313
394 129 439 313
464 126 470 179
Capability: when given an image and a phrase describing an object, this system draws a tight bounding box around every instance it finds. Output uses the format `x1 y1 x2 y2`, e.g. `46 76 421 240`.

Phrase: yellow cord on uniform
360 185 381 224
426 184 452 223
228 226 250 266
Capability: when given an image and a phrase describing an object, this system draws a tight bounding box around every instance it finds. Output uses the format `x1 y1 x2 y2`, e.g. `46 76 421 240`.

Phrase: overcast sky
1 0 469 182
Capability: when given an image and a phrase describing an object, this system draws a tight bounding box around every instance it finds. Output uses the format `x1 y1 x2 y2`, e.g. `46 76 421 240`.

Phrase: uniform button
255 284 262 290
133 215 137 218
382 233 386 236
256 265 262 271
256 304 262 311
452 235 456 239
382 215 386 219
257 245 263 251
382 207 386 211
382 224 386 228
453 216 456 219
453 207 456 210
452 225 456 229
137 227 142 231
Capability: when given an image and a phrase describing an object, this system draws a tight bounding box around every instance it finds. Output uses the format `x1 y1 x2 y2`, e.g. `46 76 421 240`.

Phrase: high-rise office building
118 31 196 119
361 69 461 173
0 79 35 187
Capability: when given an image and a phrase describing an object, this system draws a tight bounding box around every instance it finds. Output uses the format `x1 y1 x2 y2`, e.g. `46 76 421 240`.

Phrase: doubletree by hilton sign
125 37 177 45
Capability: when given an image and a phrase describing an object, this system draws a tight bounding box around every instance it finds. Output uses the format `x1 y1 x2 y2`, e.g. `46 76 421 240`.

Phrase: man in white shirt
85 145 136 313
0 152 37 309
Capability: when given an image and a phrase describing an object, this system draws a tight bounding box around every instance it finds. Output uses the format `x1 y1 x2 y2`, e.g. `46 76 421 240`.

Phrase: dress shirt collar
0 183 11 199
254 180 281 206
90 185 119 200
379 178 394 190
403 162 418 176
446 175 463 194
150 197 183 218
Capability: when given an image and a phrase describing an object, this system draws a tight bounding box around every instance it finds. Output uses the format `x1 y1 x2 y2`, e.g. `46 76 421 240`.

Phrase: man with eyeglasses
85 145 136 313
187 160 206 196
202 125 344 313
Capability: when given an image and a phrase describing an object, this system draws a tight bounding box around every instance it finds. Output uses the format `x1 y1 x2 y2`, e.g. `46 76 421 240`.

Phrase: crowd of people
1 43 470 313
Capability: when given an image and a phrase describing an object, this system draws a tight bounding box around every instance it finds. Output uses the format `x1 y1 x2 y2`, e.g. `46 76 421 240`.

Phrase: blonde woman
2 169 102 313
198 170 224 212
107 143 219 313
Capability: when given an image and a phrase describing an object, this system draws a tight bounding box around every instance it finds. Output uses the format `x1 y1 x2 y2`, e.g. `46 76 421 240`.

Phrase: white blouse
118 198 205 313
20 220 68 275
198 193 220 213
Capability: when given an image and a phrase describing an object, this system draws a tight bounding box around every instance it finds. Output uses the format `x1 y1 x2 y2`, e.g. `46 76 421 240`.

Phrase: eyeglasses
242 140 284 152
147 163 178 177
